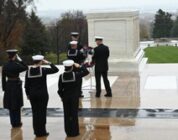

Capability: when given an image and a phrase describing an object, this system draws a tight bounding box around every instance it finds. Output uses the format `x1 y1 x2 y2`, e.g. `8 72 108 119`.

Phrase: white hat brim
63 60 74 67
6 49 18 53
32 55 44 61
70 41 78 45
95 36 104 40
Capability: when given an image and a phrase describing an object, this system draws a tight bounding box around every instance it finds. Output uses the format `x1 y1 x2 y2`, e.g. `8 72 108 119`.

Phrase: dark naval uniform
25 63 59 136
92 44 112 97
2 60 28 127
58 66 89 137
67 48 86 64
67 48 86 96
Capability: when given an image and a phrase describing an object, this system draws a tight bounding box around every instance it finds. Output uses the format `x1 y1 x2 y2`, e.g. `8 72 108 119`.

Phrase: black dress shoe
79 95 84 98
45 132 50 137
104 94 112 97
78 108 82 111
67 133 80 137
95 95 100 98
12 122 23 128
36 132 49 137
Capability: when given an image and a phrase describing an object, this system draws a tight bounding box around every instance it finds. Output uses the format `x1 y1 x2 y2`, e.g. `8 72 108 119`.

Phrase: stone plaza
1 64 178 139
1 10 178 140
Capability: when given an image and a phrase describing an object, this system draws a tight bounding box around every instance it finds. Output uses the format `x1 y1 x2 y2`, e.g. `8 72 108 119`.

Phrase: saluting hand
16 54 22 62
74 63 80 68
42 60 51 65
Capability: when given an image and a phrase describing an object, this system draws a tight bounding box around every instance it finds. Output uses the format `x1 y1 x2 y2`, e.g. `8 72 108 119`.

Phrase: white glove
80 49 84 53
16 54 22 62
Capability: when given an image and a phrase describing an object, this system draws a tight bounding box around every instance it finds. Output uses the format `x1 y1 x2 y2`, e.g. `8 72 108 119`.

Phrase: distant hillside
37 9 178 25
36 10 64 24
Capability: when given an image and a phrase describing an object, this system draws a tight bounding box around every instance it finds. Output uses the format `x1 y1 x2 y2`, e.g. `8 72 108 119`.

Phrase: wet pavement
1 117 178 140
1 64 178 139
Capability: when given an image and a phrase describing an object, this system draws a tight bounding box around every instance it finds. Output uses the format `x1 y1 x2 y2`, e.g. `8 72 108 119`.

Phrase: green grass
144 46 178 63
45 52 67 64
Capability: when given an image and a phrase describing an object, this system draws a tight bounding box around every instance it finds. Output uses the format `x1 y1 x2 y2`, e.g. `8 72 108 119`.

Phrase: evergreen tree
153 9 173 38
171 17 178 37
21 10 49 57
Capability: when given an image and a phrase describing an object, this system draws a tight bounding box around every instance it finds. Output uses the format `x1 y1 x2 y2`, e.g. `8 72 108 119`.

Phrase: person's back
2 60 27 109
25 65 58 97
93 44 109 72
92 36 112 98
58 65 89 98
1 49 28 128
24 55 59 137
58 60 89 137
3 60 27 78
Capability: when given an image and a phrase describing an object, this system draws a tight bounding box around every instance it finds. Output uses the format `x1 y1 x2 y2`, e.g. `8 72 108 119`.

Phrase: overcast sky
35 0 178 12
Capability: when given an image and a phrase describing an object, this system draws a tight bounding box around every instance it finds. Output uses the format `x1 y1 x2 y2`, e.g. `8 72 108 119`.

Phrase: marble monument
87 10 147 74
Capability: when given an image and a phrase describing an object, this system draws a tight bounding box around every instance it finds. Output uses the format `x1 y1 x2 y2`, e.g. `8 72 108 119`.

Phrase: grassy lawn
45 52 67 64
144 46 178 63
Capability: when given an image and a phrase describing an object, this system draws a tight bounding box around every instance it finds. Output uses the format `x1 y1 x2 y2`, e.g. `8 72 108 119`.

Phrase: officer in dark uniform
1 49 28 128
25 55 59 137
58 60 89 137
92 36 112 98
68 32 83 50
67 41 86 98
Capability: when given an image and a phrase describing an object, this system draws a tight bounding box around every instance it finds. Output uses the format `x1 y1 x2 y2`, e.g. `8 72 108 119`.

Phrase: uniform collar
62 72 76 83
28 66 42 78
68 49 78 56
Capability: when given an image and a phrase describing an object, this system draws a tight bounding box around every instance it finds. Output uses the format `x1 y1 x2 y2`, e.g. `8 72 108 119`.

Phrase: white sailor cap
32 55 44 61
95 36 104 40
6 49 18 53
71 32 79 36
70 41 78 45
63 60 74 67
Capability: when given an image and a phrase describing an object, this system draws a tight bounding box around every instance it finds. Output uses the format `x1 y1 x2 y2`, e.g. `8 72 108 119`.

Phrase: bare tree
47 10 88 53
0 0 33 64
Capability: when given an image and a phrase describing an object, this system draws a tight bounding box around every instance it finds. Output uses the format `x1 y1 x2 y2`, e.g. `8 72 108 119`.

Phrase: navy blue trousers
9 109 21 127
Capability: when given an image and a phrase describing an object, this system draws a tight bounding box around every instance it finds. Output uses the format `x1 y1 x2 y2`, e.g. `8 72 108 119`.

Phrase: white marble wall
87 10 147 74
